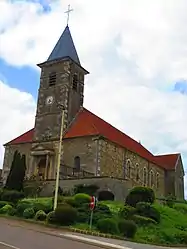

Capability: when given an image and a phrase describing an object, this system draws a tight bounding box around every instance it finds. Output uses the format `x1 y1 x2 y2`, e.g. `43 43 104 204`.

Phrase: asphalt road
0 219 106 249
0 218 183 249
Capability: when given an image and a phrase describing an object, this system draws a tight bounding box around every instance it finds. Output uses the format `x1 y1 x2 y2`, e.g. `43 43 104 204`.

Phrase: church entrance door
38 156 47 180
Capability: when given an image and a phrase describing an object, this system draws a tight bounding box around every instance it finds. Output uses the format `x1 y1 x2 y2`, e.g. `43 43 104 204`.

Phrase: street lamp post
53 105 65 210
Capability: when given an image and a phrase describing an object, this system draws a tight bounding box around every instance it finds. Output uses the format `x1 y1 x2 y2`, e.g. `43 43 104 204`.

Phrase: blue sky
0 59 39 98
1 0 187 192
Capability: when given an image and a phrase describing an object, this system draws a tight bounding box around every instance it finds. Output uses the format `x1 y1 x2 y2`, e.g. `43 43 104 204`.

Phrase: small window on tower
49 72 56 86
73 74 78 91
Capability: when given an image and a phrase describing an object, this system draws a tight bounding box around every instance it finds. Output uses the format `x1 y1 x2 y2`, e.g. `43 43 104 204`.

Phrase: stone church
2 25 185 200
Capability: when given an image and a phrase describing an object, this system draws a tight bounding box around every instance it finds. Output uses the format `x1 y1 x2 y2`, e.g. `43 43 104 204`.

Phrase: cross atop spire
65 4 73 26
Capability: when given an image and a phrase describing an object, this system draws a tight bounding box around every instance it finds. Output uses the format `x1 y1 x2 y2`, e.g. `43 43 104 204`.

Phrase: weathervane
65 4 73 26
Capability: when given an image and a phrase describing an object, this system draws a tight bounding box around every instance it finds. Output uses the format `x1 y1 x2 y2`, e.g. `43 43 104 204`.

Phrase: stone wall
99 139 124 178
175 156 185 200
63 136 97 174
164 156 185 200
99 138 165 198
164 170 175 197
40 177 133 201
149 162 165 198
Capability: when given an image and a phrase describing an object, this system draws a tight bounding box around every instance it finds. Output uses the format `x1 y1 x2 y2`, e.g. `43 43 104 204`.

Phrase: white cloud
1 0 187 191
0 80 35 166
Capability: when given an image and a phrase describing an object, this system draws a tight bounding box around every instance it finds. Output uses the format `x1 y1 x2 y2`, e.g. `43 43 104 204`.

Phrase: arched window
150 170 154 187
126 160 131 179
49 72 56 86
143 167 147 186
73 74 78 90
74 156 80 172
156 173 159 188
136 164 140 181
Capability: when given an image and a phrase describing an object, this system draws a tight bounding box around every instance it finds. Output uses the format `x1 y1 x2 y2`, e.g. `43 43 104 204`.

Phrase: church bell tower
33 25 89 142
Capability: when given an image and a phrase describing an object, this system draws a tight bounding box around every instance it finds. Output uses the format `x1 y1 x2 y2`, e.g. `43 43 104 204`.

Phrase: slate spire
47 25 80 65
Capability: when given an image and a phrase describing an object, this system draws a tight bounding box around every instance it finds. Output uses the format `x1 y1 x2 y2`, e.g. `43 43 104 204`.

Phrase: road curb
58 233 130 249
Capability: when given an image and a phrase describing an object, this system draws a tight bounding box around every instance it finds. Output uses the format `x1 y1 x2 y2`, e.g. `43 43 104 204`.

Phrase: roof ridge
155 153 180 157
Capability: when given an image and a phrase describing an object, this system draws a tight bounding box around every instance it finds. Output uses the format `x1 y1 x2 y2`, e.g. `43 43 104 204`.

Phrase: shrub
0 201 11 208
35 210 46 221
74 184 99 196
55 205 78 225
16 201 32 216
119 205 136 219
174 203 187 214
0 204 13 214
96 203 111 214
98 191 114 201
74 193 91 205
97 218 119 235
64 197 77 207
46 211 56 224
32 202 52 214
23 207 35 219
76 204 90 223
165 195 176 208
118 220 137 238
0 188 4 200
7 207 16 216
174 231 187 244
125 187 155 207
93 203 112 225
132 214 157 226
136 202 160 223
1 190 24 203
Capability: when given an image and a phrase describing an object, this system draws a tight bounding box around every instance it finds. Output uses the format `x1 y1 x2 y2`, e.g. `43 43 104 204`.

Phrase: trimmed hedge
0 204 13 214
46 211 56 224
1 190 24 203
119 205 136 219
0 201 12 208
55 205 77 225
97 218 119 235
136 202 160 223
16 201 32 217
118 220 137 238
74 193 91 205
125 187 155 207
7 207 16 216
35 210 46 221
132 214 157 226
93 203 112 225
23 207 35 219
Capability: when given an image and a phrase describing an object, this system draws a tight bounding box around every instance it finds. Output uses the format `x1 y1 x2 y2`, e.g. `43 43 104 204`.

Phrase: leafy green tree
5 151 26 191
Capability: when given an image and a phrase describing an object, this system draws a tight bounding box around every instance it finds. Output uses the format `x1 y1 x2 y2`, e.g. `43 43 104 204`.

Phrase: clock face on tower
46 96 54 105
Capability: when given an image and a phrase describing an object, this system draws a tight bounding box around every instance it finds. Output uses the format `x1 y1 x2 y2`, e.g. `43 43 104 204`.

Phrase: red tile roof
155 154 179 170
4 129 34 145
4 108 179 170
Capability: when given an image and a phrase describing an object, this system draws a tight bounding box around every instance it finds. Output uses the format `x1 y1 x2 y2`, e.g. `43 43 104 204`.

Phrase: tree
16 154 26 191
5 151 26 191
